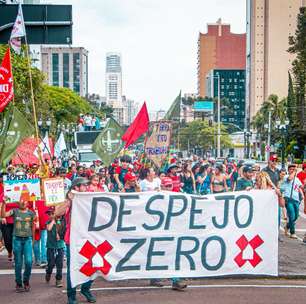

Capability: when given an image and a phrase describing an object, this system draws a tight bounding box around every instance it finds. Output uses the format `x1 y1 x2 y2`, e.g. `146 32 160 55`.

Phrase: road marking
61 284 306 293
0 269 67 275
279 227 304 242
295 229 306 232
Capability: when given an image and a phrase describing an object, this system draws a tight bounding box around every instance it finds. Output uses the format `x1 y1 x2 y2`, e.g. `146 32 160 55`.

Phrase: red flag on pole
0 48 14 112
122 102 150 148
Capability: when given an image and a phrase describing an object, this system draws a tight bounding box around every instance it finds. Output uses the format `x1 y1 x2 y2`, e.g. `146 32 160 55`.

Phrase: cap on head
71 177 89 189
302 163 306 170
269 154 278 162
45 206 55 215
124 172 137 182
243 166 253 174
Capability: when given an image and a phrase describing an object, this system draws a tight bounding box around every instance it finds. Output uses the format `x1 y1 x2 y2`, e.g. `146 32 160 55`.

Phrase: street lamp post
57 123 76 152
244 128 252 159
37 116 52 137
276 119 289 169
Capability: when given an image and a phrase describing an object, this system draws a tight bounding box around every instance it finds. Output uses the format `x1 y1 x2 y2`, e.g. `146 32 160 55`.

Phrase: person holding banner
1 197 37 292
123 172 140 193
55 177 96 304
166 164 182 192
236 166 254 191
139 167 161 191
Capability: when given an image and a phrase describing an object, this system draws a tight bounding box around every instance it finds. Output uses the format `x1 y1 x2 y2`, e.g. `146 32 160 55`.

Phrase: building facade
197 19 246 98
246 0 306 120
206 69 246 130
105 52 122 105
41 46 88 97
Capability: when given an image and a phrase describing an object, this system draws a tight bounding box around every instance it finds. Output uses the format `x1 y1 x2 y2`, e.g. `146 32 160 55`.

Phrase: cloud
49 0 246 112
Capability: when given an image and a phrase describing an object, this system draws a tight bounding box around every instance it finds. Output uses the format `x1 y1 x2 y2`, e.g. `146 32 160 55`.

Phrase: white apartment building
105 52 122 105
41 46 88 97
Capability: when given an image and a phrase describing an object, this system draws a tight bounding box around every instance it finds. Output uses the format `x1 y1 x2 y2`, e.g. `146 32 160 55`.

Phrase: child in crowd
45 207 65 288
1 198 36 292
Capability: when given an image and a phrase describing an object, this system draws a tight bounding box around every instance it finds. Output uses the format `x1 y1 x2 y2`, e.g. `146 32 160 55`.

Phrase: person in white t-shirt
139 167 161 192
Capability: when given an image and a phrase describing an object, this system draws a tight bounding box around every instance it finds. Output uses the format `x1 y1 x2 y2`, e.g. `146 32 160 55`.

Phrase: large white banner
70 190 278 287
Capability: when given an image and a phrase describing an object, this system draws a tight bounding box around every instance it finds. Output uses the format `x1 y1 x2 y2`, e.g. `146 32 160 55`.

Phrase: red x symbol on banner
234 235 264 268
79 240 113 277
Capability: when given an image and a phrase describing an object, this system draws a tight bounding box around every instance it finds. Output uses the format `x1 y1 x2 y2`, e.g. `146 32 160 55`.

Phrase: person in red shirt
166 164 182 192
297 163 306 186
297 163 306 243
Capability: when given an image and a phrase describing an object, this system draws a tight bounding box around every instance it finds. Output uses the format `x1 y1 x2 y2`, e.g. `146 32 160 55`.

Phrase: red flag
0 48 14 112
122 102 150 148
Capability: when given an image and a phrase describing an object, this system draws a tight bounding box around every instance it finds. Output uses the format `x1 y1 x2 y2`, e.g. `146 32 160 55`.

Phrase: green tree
178 120 232 152
288 7 306 159
0 45 105 137
251 94 287 144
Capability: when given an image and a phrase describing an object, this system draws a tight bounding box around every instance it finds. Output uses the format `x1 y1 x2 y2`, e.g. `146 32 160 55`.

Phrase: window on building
52 53 59 86
73 53 80 94
63 53 70 88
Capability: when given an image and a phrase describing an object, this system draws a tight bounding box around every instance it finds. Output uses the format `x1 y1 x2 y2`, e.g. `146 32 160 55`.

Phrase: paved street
1 212 306 304
0 275 305 304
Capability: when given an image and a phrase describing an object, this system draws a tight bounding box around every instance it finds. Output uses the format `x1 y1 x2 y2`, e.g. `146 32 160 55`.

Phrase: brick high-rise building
197 19 246 98
246 0 306 121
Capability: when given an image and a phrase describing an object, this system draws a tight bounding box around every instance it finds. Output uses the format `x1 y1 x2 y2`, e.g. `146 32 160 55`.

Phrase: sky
50 0 246 113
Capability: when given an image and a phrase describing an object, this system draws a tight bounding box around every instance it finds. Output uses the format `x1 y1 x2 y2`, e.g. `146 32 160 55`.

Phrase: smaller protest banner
42 177 65 206
3 175 41 203
145 122 171 167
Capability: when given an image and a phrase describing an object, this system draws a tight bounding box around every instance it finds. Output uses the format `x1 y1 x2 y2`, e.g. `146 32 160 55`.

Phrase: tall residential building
41 46 88 97
246 0 306 120
122 97 139 125
197 19 246 98
105 52 122 105
206 69 246 130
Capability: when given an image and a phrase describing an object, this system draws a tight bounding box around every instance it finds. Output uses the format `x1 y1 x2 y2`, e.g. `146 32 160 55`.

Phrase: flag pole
20 4 45 174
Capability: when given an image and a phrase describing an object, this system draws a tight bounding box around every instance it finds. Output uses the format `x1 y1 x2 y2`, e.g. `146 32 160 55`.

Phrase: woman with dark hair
181 163 195 194
87 174 103 192
196 165 212 195
139 167 161 191
210 165 228 194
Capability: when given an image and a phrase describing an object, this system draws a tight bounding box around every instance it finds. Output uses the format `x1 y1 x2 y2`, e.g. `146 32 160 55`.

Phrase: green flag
0 107 34 165
164 91 181 121
92 117 124 166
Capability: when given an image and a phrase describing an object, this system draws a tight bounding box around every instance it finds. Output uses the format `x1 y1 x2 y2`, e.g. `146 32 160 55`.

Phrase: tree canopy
178 120 232 152
0 45 102 136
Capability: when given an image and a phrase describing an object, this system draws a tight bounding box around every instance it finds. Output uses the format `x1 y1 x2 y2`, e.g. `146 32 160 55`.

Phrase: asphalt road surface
0 275 306 304
1 200 306 304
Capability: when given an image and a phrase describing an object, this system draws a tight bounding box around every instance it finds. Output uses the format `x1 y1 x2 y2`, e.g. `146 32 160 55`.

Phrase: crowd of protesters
0 153 305 303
